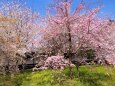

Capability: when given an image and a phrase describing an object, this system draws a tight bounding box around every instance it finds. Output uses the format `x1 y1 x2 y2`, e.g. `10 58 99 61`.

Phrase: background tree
0 1 39 74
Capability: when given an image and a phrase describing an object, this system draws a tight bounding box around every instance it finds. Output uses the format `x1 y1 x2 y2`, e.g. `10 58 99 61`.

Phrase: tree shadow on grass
79 71 110 86
64 66 112 86
0 70 32 86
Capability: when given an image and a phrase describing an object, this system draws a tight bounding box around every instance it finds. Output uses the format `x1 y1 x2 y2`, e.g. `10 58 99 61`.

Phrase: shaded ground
0 65 115 86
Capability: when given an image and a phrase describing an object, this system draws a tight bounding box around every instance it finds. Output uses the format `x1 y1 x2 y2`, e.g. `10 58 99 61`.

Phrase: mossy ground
0 65 115 86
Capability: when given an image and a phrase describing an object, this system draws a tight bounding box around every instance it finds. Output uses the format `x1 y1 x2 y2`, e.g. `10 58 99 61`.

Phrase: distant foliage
77 47 96 59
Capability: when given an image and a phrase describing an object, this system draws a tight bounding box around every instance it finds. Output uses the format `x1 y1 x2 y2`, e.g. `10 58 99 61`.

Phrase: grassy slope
0 66 115 86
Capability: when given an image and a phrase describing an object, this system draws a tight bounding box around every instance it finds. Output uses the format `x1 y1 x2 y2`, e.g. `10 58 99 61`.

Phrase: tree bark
67 22 72 80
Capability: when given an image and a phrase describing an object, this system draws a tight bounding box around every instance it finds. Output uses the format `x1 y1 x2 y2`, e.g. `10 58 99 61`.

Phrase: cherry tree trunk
67 23 72 80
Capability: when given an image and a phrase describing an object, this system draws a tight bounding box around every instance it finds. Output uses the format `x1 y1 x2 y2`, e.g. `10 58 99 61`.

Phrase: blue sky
24 0 115 19
1 0 115 19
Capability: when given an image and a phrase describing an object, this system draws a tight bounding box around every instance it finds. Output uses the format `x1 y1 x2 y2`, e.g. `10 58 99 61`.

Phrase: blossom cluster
44 55 71 69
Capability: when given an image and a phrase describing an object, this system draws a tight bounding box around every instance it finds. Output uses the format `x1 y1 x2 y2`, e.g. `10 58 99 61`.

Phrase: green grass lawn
0 65 115 86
